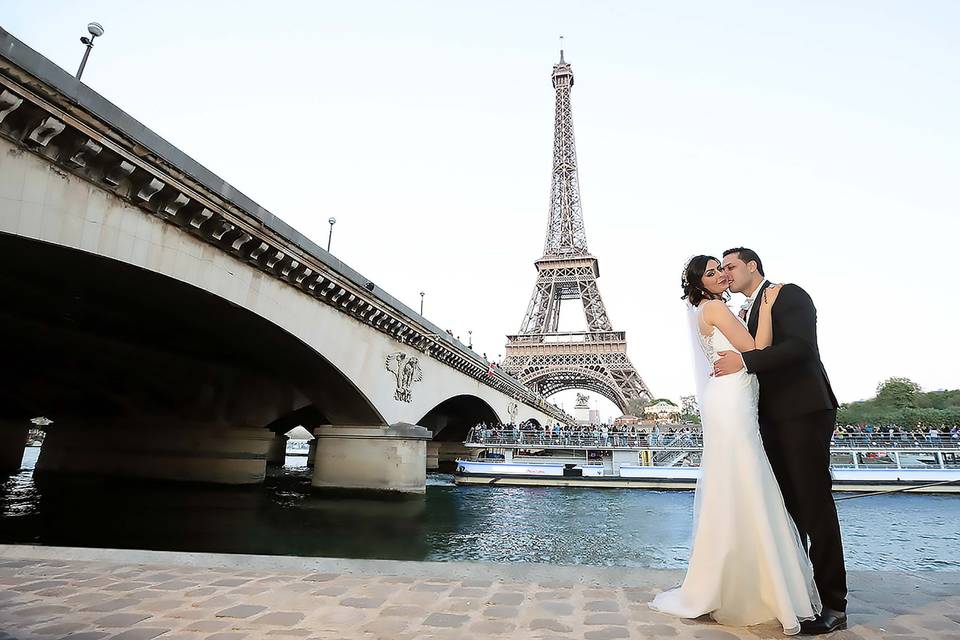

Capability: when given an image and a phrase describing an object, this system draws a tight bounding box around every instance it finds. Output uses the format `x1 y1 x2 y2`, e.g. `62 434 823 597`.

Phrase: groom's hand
714 351 745 376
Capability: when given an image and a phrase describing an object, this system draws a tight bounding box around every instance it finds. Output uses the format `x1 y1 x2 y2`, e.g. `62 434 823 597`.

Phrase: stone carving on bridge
507 401 519 424
66 138 102 168
385 352 423 403
136 178 165 203
0 89 24 123
27 116 65 147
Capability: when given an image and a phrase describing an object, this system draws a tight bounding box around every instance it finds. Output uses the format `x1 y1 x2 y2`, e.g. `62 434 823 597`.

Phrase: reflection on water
0 449 430 560
1 448 958 570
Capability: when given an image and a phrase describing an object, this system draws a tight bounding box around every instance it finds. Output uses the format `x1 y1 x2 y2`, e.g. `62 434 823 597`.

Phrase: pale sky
4 1 957 419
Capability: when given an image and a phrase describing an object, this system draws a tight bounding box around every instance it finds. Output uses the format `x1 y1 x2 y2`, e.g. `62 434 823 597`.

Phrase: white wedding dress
650 311 822 635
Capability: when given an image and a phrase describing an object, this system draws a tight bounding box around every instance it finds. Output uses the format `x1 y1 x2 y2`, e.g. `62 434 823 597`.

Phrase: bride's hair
681 255 725 305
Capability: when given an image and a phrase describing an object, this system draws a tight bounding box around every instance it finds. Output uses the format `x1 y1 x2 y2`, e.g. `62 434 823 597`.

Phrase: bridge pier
426 442 439 471
435 442 473 473
307 438 317 468
0 423 29 474
311 424 431 495
265 433 289 466
35 424 274 485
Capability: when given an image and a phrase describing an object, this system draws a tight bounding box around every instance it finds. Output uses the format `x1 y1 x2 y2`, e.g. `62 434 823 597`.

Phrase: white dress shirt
744 278 768 324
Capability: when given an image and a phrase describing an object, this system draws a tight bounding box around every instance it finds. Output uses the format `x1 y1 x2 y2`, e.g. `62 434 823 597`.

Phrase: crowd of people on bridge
469 421 700 448
833 423 960 447
467 420 960 450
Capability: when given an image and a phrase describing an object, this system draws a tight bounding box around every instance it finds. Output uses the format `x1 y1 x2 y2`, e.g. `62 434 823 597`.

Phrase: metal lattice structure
503 51 652 413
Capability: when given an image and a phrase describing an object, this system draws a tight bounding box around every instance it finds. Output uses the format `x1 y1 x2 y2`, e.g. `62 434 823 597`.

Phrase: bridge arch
1 233 385 430
520 367 628 413
416 394 499 443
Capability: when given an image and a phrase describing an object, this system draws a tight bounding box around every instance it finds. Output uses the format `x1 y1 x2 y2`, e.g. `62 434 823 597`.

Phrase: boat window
856 452 896 466
830 452 855 468
898 452 940 469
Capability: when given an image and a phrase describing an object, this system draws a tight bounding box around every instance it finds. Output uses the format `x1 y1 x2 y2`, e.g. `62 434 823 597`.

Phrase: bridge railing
464 427 960 451
465 427 702 449
829 435 960 450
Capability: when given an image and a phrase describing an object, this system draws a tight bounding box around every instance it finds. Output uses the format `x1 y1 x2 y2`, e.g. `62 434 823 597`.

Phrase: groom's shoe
800 609 847 635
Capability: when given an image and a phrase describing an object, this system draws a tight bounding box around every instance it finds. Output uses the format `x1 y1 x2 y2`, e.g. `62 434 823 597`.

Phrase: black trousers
760 408 847 613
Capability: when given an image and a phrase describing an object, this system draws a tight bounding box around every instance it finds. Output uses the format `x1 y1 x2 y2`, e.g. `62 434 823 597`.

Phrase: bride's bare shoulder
699 299 729 318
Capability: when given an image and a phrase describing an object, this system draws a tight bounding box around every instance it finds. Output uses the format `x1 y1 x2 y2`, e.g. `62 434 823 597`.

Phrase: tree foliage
679 394 701 424
837 377 960 426
623 397 649 417
875 377 922 409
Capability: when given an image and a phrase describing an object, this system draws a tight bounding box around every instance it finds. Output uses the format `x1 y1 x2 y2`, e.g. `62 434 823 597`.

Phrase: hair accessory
681 255 697 288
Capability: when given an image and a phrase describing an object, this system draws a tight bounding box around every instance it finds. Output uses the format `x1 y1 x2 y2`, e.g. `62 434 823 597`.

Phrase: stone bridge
0 28 570 493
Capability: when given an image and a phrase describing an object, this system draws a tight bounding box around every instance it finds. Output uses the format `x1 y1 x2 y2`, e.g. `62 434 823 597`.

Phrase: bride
650 255 821 635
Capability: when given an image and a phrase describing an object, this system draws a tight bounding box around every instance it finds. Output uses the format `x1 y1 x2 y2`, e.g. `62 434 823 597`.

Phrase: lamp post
419 291 424 315
326 217 336 252
468 330 473 349
76 22 104 80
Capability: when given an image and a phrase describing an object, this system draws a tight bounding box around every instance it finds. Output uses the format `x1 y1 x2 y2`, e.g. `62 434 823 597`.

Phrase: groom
714 248 847 635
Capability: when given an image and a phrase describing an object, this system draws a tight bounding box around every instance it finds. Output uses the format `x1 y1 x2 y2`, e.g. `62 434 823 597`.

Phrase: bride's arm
754 285 782 349
701 300 756 352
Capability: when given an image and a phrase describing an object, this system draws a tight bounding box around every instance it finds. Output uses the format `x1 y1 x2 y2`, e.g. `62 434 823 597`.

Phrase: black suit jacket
741 282 838 423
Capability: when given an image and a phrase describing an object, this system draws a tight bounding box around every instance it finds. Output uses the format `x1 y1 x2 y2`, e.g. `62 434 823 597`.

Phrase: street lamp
468 330 473 349
76 22 104 80
326 217 336 252
419 291 424 315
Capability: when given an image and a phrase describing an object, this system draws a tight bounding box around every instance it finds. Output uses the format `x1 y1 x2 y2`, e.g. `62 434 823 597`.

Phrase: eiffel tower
503 50 652 413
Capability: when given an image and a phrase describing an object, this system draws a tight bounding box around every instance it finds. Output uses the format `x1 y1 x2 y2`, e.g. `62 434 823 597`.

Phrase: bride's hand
762 284 783 307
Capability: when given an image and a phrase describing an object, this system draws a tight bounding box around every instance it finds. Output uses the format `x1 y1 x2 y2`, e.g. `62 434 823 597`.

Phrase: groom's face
721 254 752 294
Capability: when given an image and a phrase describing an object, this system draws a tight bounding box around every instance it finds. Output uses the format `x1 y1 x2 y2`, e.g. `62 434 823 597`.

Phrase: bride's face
701 260 728 295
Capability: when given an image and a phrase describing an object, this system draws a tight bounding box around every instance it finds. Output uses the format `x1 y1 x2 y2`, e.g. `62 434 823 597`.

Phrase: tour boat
453 428 960 494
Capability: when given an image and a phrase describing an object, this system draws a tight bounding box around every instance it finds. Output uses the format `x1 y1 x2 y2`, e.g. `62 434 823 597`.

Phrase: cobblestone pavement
0 546 957 640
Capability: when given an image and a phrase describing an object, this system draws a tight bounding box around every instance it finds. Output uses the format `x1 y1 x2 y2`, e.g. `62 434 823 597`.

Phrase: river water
1 448 957 571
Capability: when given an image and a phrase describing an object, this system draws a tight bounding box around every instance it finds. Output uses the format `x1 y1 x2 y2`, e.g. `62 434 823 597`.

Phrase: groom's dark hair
723 247 764 277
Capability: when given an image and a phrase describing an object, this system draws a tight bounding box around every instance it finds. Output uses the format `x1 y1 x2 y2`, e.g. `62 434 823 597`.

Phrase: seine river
1 448 957 571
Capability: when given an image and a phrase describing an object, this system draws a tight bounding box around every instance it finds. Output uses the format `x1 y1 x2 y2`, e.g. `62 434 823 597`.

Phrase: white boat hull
453 460 960 493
